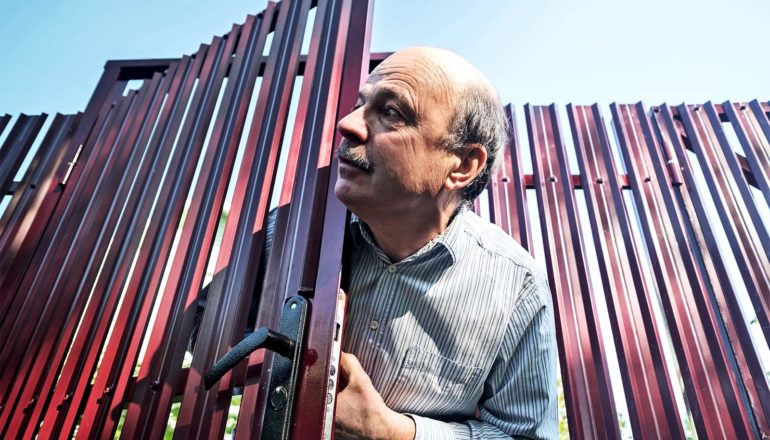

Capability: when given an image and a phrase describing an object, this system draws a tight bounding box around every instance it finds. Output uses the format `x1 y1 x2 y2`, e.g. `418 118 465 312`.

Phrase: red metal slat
116 30 238 439
237 0 345 433
725 101 770 206
284 0 373 436
567 104 685 439
95 41 212 438
192 0 357 435
31 66 179 439
81 49 211 440
499 105 532 249
0 63 126 308
0 114 77 266
119 15 270 439
137 22 259 439
162 0 310 435
145 13 274 438
2 75 166 439
164 4 298 438
172 6 307 436
525 104 620 439
0 114 47 195
75 52 202 439
0 114 11 138
679 103 770 323
0 94 132 364
664 102 770 434
615 103 755 439
0 93 137 436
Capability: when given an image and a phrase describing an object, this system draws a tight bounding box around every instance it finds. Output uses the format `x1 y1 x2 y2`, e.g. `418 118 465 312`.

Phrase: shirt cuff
408 414 469 440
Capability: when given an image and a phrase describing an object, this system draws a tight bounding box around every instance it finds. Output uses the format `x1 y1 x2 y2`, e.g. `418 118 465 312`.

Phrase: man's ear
444 144 487 192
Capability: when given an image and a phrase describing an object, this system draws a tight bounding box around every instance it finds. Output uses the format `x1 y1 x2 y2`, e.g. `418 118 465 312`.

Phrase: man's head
335 47 507 222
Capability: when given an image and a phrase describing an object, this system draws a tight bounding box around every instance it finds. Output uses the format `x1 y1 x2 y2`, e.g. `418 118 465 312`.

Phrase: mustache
336 139 373 172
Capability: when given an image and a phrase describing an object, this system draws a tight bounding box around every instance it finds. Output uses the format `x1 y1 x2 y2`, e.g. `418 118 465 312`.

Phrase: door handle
204 294 309 439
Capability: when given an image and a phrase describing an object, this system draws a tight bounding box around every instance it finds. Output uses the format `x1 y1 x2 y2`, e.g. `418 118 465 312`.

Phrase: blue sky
2 2 769 435
1 0 769 116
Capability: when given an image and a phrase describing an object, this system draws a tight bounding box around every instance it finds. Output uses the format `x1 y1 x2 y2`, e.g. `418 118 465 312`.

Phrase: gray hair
443 83 509 202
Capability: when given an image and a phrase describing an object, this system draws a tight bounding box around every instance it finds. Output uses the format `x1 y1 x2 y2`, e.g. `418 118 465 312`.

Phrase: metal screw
549 175 557 183
595 177 604 184
501 177 510 182
270 386 288 410
644 176 651 182
151 380 161 391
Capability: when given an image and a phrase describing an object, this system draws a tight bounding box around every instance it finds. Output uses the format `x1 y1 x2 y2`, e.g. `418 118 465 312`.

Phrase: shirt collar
349 206 468 265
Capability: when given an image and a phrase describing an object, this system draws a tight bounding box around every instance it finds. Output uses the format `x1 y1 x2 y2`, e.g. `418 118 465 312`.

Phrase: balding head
373 47 508 202
335 46 507 227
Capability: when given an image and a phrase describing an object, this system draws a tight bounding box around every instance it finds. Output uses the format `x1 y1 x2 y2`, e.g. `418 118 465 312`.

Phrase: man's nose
336 106 367 144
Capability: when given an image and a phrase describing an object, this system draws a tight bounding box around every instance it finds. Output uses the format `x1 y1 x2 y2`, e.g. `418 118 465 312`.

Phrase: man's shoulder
458 210 549 293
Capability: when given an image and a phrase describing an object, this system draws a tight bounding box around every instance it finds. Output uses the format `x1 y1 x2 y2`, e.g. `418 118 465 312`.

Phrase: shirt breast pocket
387 346 483 415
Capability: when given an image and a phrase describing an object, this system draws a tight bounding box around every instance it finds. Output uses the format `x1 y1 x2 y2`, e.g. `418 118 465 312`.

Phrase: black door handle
203 294 309 440
204 327 295 390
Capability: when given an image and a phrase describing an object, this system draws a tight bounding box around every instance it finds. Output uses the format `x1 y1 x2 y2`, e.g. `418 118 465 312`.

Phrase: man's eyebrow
357 87 409 106
363 87 418 122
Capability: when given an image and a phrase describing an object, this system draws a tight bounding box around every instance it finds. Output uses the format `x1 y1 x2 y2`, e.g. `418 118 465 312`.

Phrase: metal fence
1 0 769 438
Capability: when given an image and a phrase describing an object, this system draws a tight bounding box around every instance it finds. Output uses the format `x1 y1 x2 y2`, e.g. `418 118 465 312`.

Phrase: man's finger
338 352 361 380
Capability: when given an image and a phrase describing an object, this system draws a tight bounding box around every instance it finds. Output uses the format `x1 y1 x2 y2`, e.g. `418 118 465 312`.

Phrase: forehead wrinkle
370 62 458 127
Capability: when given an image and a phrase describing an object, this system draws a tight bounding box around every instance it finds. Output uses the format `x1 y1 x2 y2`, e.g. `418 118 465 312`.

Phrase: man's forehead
360 55 458 109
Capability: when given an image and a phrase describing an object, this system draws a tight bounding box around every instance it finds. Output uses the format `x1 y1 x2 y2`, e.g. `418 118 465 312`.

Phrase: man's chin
334 180 368 213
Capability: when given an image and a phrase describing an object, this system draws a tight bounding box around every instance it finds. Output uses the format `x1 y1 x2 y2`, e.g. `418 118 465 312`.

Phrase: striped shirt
342 207 558 439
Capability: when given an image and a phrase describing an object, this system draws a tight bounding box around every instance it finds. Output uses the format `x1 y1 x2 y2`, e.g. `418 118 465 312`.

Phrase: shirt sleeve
409 273 559 439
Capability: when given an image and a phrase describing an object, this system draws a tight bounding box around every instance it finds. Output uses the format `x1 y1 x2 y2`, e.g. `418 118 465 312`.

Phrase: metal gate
1 0 770 438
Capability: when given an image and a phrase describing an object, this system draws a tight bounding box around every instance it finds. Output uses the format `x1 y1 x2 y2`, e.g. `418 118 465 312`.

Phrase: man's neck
362 200 461 262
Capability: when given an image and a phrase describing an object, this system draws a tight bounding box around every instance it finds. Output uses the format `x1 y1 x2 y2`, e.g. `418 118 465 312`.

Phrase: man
332 47 557 439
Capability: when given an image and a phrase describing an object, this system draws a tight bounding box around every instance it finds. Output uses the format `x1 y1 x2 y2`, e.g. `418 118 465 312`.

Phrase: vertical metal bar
113 35 225 438
567 104 685 439
165 15 272 437
0 114 47 194
679 103 770 326
614 103 755 439
491 105 531 250
724 101 770 206
83 46 210 439
29 66 176 439
280 0 371 436
652 107 770 432
0 114 11 138
0 95 132 362
0 92 137 435
0 62 123 303
1 73 165 438
0 114 78 310
76 52 201 439
156 12 276 438
116 30 233 439
525 104 620 439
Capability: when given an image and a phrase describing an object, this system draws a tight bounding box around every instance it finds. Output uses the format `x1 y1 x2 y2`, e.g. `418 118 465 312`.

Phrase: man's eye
381 106 401 119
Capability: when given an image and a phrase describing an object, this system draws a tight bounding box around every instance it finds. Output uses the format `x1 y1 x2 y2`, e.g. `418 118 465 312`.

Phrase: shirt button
369 320 379 330
387 265 397 273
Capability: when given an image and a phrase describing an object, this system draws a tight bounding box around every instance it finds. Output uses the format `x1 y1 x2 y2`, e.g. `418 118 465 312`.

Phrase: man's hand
335 352 415 440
